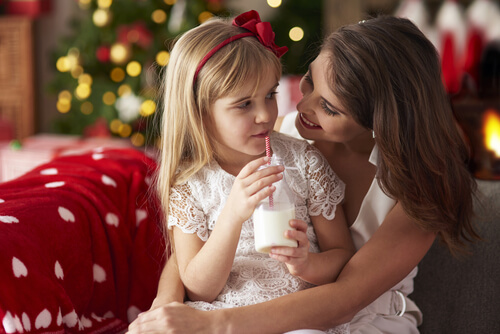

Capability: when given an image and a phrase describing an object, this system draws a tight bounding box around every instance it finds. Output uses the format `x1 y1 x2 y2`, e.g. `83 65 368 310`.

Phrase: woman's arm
128 202 436 334
270 205 355 285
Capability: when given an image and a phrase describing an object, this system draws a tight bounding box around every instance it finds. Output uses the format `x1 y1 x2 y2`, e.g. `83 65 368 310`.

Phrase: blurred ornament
96 46 110 63
84 118 111 138
115 93 143 123
93 8 112 27
394 0 429 34
168 0 186 33
117 22 153 49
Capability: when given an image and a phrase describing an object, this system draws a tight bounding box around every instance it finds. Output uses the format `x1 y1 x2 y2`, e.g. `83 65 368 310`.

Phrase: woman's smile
299 113 322 129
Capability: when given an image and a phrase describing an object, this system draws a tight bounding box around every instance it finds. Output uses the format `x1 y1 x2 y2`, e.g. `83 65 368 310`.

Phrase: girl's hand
223 156 284 224
269 219 310 277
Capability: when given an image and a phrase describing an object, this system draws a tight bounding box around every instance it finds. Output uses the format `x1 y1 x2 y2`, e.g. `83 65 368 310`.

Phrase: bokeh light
152 9 167 24
156 51 170 66
267 0 282 8
126 61 142 77
289 26 304 42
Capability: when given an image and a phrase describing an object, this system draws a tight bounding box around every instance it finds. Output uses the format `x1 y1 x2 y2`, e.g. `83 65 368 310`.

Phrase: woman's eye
303 73 313 86
320 100 339 116
266 91 278 99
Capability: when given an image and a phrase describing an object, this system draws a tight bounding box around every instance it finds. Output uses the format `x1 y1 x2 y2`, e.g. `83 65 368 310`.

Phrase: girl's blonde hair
156 16 282 242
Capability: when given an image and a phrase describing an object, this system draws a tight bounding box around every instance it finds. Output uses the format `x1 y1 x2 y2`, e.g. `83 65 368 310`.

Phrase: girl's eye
237 101 251 109
320 100 339 116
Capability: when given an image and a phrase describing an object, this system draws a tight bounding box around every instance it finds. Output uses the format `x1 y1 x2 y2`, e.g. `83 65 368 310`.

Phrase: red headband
193 10 288 86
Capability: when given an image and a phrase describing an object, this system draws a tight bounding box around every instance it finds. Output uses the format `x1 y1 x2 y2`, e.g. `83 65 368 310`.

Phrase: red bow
232 10 288 58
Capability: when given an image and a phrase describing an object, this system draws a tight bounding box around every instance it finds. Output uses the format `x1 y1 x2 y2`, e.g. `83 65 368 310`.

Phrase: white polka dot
93 147 105 153
101 175 117 188
92 153 104 160
62 310 77 328
57 308 62 326
58 207 75 223
136 209 147 226
40 168 58 175
2 312 16 333
55 261 64 280
103 311 114 319
144 176 152 186
105 213 119 227
22 313 31 332
0 199 4 203
13 314 22 333
12 257 28 278
0 216 19 224
93 264 106 283
127 305 141 323
35 309 52 329
45 181 65 188
91 313 104 322
80 315 92 328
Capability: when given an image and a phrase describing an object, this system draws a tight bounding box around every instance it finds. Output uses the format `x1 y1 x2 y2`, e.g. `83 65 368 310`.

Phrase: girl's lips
253 131 269 138
299 113 322 129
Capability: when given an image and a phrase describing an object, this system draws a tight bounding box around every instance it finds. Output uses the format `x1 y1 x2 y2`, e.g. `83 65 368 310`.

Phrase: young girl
156 10 354 334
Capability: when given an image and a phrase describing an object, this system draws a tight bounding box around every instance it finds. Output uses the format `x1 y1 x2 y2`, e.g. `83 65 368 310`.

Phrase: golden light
267 0 282 8
81 101 94 115
118 84 132 96
56 100 71 113
78 0 91 10
289 27 304 42
103 91 116 105
156 51 170 66
198 11 213 23
152 9 167 24
110 119 122 133
58 90 72 102
110 67 126 82
78 73 93 85
483 109 500 158
70 65 84 79
97 0 112 9
140 100 156 117
118 123 133 137
75 83 91 100
56 57 71 72
164 0 176 5
130 132 145 147
126 61 142 77
93 9 111 27
110 43 129 64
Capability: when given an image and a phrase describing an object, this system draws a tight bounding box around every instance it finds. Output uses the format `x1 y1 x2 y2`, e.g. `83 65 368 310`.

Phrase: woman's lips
299 113 321 129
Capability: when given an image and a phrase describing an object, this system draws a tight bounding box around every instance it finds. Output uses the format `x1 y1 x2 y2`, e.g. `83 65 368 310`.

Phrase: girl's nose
255 104 271 123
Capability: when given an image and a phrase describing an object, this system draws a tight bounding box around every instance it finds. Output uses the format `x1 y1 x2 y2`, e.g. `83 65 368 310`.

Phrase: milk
253 202 298 253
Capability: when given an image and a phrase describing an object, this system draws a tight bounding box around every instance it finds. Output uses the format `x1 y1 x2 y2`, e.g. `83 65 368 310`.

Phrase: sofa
412 179 500 333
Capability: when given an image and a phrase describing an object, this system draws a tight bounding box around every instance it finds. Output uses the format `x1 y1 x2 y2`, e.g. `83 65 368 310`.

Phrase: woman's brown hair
322 16 479 255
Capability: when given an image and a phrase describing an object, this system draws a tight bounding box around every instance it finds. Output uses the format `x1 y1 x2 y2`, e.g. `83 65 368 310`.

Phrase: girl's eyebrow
229 83 280 105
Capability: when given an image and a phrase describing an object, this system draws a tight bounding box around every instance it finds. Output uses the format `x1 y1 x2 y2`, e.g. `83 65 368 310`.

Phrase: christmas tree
49 0 228 146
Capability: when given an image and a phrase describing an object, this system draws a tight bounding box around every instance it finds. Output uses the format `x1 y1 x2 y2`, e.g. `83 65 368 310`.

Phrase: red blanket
0 148 167 333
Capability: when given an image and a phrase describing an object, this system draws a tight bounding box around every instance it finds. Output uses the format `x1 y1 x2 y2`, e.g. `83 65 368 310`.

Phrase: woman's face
295 51 369 144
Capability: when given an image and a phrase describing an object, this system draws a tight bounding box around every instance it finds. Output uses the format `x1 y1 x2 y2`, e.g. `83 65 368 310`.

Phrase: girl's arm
271 205 355 285
174 157 285 303
149 253 185 310
128 202 436 334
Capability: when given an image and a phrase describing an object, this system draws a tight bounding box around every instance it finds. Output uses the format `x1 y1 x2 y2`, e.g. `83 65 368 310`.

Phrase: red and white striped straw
265 136 274 208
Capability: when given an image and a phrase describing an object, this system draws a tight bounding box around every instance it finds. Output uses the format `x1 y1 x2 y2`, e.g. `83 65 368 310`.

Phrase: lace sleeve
167 183 209 242
305 145 345 220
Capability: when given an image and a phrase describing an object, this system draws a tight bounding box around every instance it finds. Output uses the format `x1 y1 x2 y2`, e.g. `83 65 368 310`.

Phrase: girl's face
295 51 369 144
208 69 279 167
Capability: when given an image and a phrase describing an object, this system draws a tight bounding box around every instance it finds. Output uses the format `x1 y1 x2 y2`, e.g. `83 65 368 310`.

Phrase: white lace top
168 132 348 333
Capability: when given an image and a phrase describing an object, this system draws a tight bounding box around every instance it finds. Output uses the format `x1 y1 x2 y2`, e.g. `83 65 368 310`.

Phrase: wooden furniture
0 16 35 140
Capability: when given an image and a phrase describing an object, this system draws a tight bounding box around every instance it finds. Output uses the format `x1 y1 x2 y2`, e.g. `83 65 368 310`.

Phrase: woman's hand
223 156 284 224
127 302 218 334
269 219 311 277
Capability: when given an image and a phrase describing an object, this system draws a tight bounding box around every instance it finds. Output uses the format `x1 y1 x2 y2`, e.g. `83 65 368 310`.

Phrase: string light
118 123 132 137
267 0 282 8
56 57 71 72
156 51 170 66
75 84 91 100
110 119 122 133
164 0 176 5
289 27 304 42
70 66 84 79
118 84 132 96
78 73 93 85
81 101 94 115
130 132 145 147
78 0 91 10
110 43 129 64
110 68 126 82
97 0 112 9
198 11 213 23
140 100 156 116
103 91 116 105
93 9 111 27
126 61 142 77
152 9 167 24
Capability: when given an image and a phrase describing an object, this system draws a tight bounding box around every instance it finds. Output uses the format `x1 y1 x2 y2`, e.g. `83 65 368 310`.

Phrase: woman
128 16 478 333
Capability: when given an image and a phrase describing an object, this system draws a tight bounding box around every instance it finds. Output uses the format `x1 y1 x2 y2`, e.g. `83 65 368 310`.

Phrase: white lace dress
168 132 349 334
